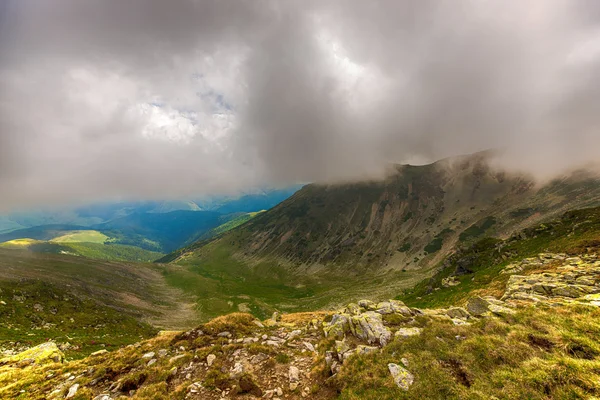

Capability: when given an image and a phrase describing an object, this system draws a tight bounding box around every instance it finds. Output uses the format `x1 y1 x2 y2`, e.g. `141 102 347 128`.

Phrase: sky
0 0 599 211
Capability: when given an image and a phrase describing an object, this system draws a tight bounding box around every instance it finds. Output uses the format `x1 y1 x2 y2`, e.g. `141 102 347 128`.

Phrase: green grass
458 216 497 242
58 242 163 262
0 237 163 262
0 280 157 359
0 238 43 248
207 211 264 237
50 230 110 244
336 303 600 399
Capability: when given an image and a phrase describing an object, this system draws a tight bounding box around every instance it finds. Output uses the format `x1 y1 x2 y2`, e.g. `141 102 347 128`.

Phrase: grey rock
388 363 414 390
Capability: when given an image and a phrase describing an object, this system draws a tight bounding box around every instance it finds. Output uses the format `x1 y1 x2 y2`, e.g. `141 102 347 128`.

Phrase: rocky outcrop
324 299 416 346
502 253 600 303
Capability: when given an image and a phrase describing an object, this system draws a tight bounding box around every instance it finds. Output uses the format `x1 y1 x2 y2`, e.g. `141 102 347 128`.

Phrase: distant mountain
209 186 304 214
94 210 225 252
0 187 301 234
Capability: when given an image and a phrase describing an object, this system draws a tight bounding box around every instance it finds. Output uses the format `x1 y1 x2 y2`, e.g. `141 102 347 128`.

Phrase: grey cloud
0 0 599 211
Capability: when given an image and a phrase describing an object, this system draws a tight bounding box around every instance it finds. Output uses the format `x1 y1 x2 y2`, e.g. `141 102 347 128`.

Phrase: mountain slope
172 154 600 270
161 153 600 316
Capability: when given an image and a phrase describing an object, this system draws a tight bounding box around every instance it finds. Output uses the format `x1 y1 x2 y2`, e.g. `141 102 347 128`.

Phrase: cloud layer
1 0 599 210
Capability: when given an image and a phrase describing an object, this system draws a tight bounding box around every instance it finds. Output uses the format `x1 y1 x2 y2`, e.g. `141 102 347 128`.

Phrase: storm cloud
1 0 599 210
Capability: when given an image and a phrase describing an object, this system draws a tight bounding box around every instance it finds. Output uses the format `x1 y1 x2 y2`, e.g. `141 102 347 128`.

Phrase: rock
452 318 471 326
441 276 460 287
400 357 409 367
92 395 111 400
90 349 108 357
358 299 377 310
388 363 414 391
345 303 362 315
376 300 412 315
207 354 216 366
487 303 515 315
276 387 283 396
290 382 299 391
217 331 232 338
303 342 315 352
66 383 79 399
395 327 423 338
466 297 492 317
446 307 470 320
0 342 64 365
141 352 155 359
552 285 589 298
33 303 44 312
289 365 300 382
147 359 156 367
169 354 186 364
349 311 392 346
355 345 379 356
157 349 168 358
0 300 6 305
288 330 302 340
230 362 245 379
253 320 265 328
323 314 350 339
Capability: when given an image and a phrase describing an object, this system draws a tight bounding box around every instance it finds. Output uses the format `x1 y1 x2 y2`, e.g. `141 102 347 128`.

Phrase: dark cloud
0 0 599 210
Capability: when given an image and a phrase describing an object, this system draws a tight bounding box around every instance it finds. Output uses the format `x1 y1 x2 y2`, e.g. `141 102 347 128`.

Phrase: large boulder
323 314 351 339
349 311 392 346
466 296 513 317
375 300 412 316
0 342 64 366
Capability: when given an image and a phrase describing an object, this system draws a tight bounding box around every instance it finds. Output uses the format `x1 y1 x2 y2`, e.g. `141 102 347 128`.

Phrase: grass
336 303 600 399
0 280 157 359
161 238 436 322
0 239 43 248
50 230 110 244
0 248 198 336
0 237 163 262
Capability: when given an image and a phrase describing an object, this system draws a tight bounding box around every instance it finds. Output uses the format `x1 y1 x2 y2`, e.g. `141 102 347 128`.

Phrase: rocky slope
3 250 600 399
168 152 600 276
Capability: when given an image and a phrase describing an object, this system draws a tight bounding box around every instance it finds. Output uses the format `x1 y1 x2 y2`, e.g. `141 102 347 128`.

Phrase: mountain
160 152 600 317
94 210 225 252
0 187 302 235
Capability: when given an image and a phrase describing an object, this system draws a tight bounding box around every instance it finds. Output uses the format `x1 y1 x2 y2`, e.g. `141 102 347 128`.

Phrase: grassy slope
50 230 109 243
338 303 600 399
0 249 198 358
0 239 164 263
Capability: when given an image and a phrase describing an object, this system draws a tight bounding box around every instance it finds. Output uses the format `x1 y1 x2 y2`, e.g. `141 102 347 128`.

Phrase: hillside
160 154 600 317
4 207 600 399
0 249 199 360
